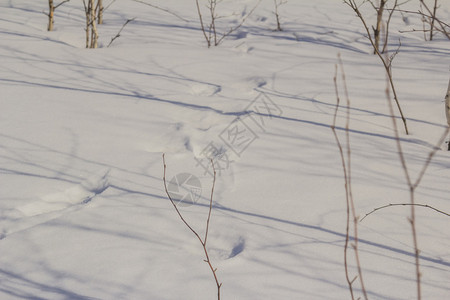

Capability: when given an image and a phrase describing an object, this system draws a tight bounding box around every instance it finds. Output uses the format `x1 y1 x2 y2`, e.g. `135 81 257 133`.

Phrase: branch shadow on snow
208 202 450 269
0 77 443 152
0 269 99 300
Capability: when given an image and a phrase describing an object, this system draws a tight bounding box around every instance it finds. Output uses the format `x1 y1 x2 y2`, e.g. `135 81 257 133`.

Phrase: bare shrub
383 65 449 299
344 0 409 135
333 55 450 300
395 2 450 40
195 0 261 47
162 154 222 300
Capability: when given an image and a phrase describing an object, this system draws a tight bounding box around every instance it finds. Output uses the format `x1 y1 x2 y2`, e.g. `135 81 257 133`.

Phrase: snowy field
1 0 450 299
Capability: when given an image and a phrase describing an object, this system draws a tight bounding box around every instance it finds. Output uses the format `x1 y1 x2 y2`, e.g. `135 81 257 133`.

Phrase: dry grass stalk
195 0 260 47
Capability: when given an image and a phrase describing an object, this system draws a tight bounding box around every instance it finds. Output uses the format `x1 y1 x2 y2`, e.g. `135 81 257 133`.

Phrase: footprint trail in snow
1 169 110 240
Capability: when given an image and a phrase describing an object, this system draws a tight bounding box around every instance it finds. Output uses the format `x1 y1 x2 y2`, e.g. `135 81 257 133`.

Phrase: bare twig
332 54 368 300
216 1 261 46
273 0 287 31
388 8 450 28
429 0 438 40
419 0 448 40
360 203 450 222
162 154 222 300
382 0 398 53
332 62 355 300
196 0 211 47
100 0 116 14
383 50 450 300
107 18 136 47
132 0 188 22
54 0 70 9
388 7 450 39
344 0 409 135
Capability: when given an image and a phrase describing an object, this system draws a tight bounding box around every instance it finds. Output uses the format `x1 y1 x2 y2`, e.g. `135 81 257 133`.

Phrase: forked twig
419 0 449 40
132 0 188 22
388 8 450 40
344 0 409 135
195 0 261 47
162 154 222 300
383 51 450 300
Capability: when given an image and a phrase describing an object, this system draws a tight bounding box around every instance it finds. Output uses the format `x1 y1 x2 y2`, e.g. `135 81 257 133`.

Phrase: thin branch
344 0 409 135
102 0 116 13
196 0 261 47
429 0 438 40
388 7 450 39
332 54 369 300
331 62 355 300
54 0 70 9
413 126 450 188
419 0 449 40
132 0 188 22
196 0 211 47
273 0 287 31
204 159 216 244
339 54 369 300
383 44 450 300
162 154 222 300
163 154 204 243
383 57 418 300
388 8 450 28
382 0 398 53
107 18 136 47
216 0 261 46
360 203 450 222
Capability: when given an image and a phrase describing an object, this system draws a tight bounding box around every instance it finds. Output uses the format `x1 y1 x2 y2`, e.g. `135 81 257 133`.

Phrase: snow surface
1 0 450 299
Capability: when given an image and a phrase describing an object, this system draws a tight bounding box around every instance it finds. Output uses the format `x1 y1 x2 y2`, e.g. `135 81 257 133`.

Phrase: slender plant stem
360 203 450 222
344 0 409 135
162 154 222 300
332 64 355 300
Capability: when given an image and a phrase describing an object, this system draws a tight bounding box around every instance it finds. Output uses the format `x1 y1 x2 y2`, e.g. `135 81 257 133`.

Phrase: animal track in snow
189 83 221 96
17 169 110 217
231 76 267 94
209 235 246 260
